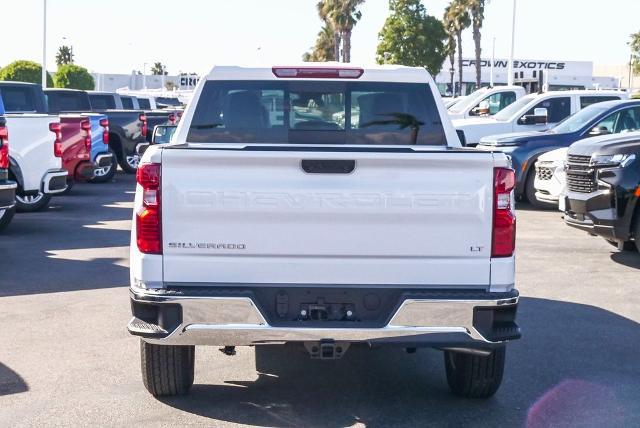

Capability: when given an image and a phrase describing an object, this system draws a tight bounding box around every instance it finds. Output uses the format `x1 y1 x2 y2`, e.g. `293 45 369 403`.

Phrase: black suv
564 131 640 251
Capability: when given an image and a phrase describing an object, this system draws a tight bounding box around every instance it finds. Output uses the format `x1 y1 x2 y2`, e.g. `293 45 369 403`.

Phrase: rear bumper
95 152 113 168
128 285 520 348
0 180 17 210
42 169 68 194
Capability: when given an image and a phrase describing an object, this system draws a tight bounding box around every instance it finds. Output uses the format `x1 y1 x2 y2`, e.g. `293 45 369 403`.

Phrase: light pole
42 0 47 87
507 0 516 86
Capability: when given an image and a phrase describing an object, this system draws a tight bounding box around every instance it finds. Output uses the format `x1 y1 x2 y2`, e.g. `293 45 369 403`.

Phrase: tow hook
304 340 350 360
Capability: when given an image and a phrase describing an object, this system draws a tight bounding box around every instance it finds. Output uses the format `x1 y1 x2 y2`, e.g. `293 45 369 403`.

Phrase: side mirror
478 101 490 116
136 142 150 156
152 125 178 145
589 125 610 136
533 108 548 124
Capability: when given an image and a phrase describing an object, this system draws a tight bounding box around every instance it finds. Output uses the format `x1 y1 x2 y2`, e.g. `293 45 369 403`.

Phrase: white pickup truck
447 86 525 120
454 90 627 146
0 82 67 219
128 64 520 399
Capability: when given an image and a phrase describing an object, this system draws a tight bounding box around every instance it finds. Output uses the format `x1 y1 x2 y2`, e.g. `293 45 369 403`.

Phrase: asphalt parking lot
1 172 639 427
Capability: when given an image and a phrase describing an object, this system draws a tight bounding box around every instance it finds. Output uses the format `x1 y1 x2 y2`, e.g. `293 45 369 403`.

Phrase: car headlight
590 153 636 168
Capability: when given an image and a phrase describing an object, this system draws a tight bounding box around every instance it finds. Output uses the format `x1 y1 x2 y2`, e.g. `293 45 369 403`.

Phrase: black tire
118 147 139 174
140 340 195 397
444 347 506 399
632 212 640 253
90 150 117 183
0 207 16 232
15 192 52 212
524 168 555 210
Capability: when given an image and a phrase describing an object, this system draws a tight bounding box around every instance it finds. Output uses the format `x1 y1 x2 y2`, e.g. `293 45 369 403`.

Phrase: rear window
121 97 134 109
138 98 151 109
188 80 445 145
580 95 621 109
89 94 116 110
0 86 37 112
46 91 91 113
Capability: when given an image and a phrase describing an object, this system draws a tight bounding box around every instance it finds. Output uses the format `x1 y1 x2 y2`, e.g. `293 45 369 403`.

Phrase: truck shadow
161 297 640 427
0 172 133 297
0 362 28 396
610 251 640 269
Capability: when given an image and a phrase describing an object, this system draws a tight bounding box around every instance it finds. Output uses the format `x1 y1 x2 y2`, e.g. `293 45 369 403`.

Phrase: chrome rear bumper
128 286 520 347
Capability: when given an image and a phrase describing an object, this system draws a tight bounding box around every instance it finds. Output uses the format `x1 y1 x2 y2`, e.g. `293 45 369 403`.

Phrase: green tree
630 31 640 75
303 24 336 62
151 62 168 75
376 0 448 76
443 6 458 94
316 0 365 63
467 0 488 89
444 0 470 95
55 45 74 66
53 64 94 90
0 60 53 86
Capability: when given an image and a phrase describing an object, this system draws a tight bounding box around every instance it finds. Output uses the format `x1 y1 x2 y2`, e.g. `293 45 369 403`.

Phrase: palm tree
55 45 74 66
443 6 458 95
445 1 470 96
303 24 336 62
317 0 366 63
467 0 487 89
150 62 167 75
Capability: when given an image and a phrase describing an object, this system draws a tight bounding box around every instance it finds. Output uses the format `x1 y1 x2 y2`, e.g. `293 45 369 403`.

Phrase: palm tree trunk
456 31 463 97
334 32 341 62
342 29 352 63
473 23 482 89
449 51 455 95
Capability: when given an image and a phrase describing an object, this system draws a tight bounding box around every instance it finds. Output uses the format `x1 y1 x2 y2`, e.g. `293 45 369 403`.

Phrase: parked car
127 64 520 399
87 91 148 173
45 89 115 182
533 148 568 208
454 90 627 147
563 131 640 251
477 100 640 206
116 93 180 143
0 82 67 212
0 105 18 231
448 86 525 120
444 96 466 109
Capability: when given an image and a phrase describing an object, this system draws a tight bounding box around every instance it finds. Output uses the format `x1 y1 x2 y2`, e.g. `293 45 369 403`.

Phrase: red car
58 115 108 189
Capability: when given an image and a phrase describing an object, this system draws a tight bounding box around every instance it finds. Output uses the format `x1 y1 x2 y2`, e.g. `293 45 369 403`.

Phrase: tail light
136 163 162 254
81 119 92 151
492 168 516 257
99 118 109 145
168 113 176 125
272 67 364 79
0 123 9 169
50 122 63 158
139 114 148 138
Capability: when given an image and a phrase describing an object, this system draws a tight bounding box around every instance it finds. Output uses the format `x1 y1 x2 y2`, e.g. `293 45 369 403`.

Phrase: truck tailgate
161 147 495 287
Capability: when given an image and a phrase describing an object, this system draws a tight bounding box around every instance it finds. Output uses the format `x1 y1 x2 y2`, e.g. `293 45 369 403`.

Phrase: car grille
566 155 596 193
536 165 553 181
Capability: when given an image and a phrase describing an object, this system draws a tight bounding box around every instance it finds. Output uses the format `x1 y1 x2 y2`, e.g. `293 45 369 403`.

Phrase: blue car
477 99 640 207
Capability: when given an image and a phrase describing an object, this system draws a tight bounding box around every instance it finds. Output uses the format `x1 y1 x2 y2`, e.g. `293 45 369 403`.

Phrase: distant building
594 63 639 93
435 58 621 96
91 72 200 92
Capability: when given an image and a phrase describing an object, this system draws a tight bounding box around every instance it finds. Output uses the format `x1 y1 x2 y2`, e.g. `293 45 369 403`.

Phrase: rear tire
118 148 139 174
632 212 640 253
15 192 52 212
444 347 506 399
140 340 195 397
90 150 117 183
0 207 16 232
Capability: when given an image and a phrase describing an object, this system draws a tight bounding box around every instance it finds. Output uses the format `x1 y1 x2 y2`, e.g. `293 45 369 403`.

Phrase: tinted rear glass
46 91 91 113
0 86 37 112
580 95 621 109
138 98 151 109
188 80 445 145
89 94 116 110
121 97 134 109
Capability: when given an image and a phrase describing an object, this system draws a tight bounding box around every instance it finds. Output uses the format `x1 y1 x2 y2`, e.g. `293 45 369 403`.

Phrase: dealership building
434 58 630 96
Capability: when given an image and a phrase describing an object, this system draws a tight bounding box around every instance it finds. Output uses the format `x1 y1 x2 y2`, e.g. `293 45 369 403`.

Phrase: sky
1 0 639 75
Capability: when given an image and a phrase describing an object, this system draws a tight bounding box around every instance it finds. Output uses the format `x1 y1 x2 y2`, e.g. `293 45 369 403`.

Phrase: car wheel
0 207 16 232
525 169 555 210
91 151 117 183
15 192 52 212
444 347 506 399
140 340 194 397
633 213 640 253
118 149 139 174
